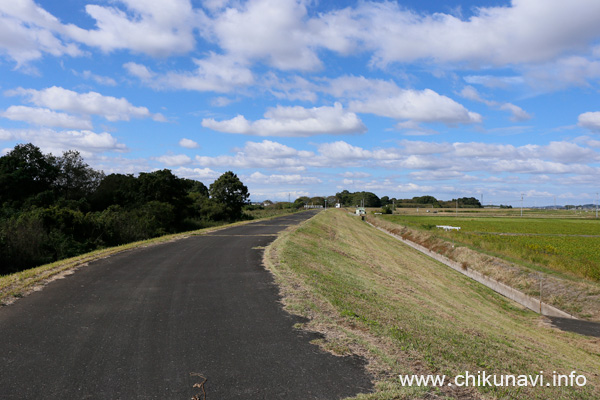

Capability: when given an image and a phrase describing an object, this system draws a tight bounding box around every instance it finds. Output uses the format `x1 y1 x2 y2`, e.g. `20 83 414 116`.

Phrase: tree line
0 143 249 275
291 191 483 210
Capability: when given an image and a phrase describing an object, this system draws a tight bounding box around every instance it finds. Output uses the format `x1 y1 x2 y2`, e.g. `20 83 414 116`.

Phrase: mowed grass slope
266 209 600 399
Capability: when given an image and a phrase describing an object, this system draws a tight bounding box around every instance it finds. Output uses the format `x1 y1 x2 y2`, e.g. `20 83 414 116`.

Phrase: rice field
380 213 600 281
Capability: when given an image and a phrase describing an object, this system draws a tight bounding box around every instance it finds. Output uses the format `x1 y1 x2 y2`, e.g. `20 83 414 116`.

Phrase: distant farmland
380 213 600 281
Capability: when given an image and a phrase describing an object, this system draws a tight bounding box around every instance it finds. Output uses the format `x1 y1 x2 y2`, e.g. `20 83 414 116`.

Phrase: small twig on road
190 372 207 400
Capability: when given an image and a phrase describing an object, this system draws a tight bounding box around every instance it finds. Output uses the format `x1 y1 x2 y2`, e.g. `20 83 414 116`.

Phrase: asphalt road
0 211 372 399
549 317 600 338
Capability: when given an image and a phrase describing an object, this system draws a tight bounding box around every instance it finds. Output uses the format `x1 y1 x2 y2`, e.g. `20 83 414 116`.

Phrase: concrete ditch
368 222 576 319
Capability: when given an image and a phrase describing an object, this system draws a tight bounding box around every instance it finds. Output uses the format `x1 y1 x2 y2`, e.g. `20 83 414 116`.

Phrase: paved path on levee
0 211 372 399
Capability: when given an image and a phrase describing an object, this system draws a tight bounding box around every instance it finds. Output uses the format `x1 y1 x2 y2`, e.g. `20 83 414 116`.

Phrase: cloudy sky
1 0 600 205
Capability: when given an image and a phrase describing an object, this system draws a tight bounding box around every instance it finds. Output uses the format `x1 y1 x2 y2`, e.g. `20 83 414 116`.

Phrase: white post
521 193 524 217
539 273 543 314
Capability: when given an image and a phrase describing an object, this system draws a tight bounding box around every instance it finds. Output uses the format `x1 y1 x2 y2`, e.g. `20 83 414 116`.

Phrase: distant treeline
0 143 249 275
291 191 483 210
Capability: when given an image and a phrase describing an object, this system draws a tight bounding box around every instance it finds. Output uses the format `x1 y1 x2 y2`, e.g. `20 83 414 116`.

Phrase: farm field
380 212 600 281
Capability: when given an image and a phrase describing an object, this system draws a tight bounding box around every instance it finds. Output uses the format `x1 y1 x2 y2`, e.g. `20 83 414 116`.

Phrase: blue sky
2 0 600 206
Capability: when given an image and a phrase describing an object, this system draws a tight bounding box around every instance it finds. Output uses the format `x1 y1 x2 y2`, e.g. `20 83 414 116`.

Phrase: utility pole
539 273 543 315
521 193 524 217
596 193 598 219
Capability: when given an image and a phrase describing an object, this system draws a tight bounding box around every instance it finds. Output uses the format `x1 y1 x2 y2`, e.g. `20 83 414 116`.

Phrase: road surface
0 211 372 399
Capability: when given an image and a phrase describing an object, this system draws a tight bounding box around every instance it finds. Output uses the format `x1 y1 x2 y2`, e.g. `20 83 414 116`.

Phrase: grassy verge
264 209 600 399
0 209 299 306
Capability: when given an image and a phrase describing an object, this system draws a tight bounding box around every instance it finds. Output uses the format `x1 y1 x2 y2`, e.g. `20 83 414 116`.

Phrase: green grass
381 214 600 281
265 209 600 399
383 215 600 235
244 206 300 219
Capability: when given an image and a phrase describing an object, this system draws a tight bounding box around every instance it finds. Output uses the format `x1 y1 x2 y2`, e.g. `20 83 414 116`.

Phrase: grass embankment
265 209 600 400
371 214 600 321
0 208 300 306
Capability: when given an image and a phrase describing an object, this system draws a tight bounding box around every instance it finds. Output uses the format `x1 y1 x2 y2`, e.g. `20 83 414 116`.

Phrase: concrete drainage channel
367 221 576 320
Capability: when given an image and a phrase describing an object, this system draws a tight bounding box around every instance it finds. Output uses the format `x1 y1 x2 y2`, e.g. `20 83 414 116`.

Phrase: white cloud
171 167 220 180
6 86 163 122
350 88 481 125
73 70 117 86
340 171 370 178
0 127 127 157
210 0 322 71
459 85 532 122
341 0 600 68
195 140 313 171
262 73 318 102
398 140 453 155
202 103 366 137
317 141 372 160
492 159 597 175
250 189 311 201
193 138 600 180
123 62 155 80
0 0 82 66
64 0 204 57
409 170 466 181
246 171 321 185
179 138 199 148
396 183 436 193
464 75 525 89
240 140 312 158
578 111 600 131
5 0 600 80
324 75 400 99
211 96 235 107
0 128 13 141
156 154 192 166
1 106 92 129
499 103 531 122
125 53 254 93
522 55 600 91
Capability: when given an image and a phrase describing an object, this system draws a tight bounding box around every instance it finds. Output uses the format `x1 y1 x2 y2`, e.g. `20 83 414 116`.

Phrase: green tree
351 191 381 207
413 195 440 207
0 143 58 206
90 173 140 210
309 196 325 206
335 190 352 206
184 179 209 197
55 150 104 201
209 171 249 221
138 169 188 204
293 196 310 209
